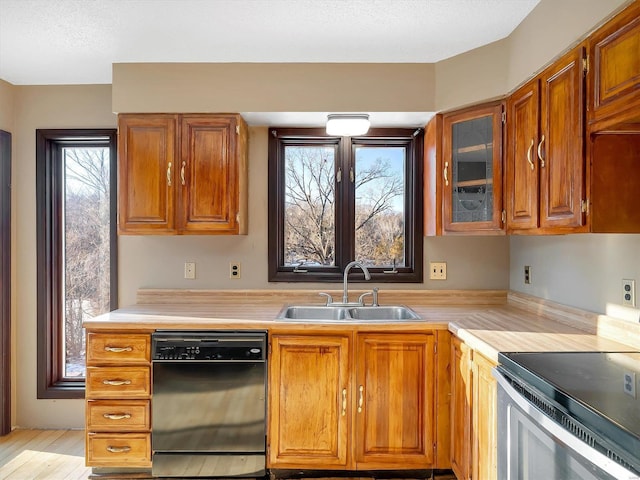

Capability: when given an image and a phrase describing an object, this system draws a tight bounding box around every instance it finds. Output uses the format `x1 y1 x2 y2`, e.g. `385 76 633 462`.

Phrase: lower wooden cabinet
85 331 152 468
268 331 436 471
472 352 498 480
450 336 498 480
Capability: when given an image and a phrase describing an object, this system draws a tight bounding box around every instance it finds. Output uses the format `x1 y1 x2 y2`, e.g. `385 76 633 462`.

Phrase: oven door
495 370 640 480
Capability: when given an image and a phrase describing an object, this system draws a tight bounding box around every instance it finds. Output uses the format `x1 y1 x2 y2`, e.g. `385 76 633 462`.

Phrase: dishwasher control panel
152 331 267 361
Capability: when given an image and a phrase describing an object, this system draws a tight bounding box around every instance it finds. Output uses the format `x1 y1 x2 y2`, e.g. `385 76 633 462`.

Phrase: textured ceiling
0 0 540 85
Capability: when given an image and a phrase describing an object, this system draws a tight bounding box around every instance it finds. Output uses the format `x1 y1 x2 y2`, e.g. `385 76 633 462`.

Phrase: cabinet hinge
581 199 589 214
583 55 589 75
501 210 506 223
501 111 506 124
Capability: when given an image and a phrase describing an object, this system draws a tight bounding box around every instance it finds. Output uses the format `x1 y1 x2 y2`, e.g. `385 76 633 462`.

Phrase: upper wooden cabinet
118 113 248 235
268 331 436 472
506 45 587 233
442 103 505 234
587 0 640 130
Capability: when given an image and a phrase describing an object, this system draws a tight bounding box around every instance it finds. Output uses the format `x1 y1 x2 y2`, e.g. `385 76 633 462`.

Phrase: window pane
283 145 336 266
354 146 406 267
63 147 111 378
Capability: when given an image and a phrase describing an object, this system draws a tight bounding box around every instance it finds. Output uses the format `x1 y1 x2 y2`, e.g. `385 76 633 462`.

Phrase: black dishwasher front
151 331 267 478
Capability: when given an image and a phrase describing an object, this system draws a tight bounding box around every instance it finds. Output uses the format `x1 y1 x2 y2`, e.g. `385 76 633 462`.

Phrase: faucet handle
358 291 373 306
318 292 333 306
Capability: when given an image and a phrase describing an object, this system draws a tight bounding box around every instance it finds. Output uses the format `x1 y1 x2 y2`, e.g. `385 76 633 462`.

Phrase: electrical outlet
622 279 636 307
184 262 196 280
524 266 531 284
230 262 241 279
624 371 636 398
430 262 447 280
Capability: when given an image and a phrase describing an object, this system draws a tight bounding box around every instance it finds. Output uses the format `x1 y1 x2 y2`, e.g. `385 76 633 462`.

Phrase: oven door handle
493 369 640 480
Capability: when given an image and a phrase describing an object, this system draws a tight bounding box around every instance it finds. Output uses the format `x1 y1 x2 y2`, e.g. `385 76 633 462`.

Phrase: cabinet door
506 79 539 230
539 46 586 229
442 103 504 234
450 337 472 480
178 115 243 234
118 114 177 233
588 0 640 128
268 334 351 469
355 333 435 469
472 352 497 480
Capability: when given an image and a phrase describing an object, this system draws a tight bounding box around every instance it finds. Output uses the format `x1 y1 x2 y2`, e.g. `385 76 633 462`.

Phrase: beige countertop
83 289 640 363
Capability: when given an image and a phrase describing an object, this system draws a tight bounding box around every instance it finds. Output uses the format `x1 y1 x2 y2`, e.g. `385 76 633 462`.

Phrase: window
36 129 117 398
268 128 423 282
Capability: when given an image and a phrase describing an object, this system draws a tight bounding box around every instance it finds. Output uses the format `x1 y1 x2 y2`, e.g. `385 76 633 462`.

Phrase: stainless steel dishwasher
151 331 267 478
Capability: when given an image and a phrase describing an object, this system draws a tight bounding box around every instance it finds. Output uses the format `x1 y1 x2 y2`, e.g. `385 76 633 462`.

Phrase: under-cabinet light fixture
326 113 370 136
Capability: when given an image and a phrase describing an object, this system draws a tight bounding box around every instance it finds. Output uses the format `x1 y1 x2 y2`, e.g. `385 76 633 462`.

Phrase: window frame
268 127 423 283
36 129 118 399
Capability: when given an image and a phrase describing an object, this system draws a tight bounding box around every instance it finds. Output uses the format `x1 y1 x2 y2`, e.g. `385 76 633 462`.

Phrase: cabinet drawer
87 333 150 365
86 366 150 398
86 433 151 467
87 400 150 431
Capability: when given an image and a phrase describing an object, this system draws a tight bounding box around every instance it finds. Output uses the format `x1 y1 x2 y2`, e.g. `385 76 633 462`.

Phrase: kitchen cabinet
442 102 504 234
268 334 352 469
85 332 152 468
587 0 640 131
471 351 497 480
450 336 472 480
268 331 436 471
506 44 587 234
118 113 248 235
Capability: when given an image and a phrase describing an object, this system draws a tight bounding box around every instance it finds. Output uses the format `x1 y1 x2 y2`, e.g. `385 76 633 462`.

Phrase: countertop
83 289 640 363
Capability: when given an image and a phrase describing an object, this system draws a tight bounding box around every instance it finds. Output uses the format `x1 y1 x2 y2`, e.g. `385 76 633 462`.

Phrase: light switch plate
430 262 447 280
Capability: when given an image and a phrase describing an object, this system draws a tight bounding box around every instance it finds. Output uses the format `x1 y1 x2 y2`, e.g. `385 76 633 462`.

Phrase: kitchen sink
277 305 421 322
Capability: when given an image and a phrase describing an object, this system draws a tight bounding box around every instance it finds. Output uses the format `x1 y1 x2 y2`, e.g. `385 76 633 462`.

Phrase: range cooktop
498 351 640 473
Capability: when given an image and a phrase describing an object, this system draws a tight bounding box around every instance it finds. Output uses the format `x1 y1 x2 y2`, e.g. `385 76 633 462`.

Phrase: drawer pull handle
181 161 186 185
167 162 172 186
103 413 131 420
104 346 133 353
341 388 347 416
443 161 449 186
106 445 131 454
358 385 364 413
102 379 132 386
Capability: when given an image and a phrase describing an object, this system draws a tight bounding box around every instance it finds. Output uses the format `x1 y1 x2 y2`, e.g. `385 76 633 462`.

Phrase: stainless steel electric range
495 351 640 480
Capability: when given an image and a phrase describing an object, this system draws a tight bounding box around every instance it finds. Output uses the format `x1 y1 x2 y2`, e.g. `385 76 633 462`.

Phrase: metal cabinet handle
167 162 172 186
181 161 186 185
104 346 132 353
357 385 364 413
444 161 449 186
106 446 131 454
537 134 545 168
103 413 131 420
527 139 535 171
102 379 132 386
341 388 347 416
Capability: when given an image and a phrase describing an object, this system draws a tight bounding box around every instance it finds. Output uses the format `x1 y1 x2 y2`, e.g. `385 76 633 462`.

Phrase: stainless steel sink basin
278 305 350 321
348 305 421 320
277 305 421 322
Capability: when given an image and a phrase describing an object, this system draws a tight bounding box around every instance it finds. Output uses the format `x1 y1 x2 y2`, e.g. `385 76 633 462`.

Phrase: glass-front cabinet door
442 102 504 233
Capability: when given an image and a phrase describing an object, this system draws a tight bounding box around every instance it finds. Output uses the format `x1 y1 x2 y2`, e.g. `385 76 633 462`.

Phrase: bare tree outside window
63 147 111 378
354 146 405 267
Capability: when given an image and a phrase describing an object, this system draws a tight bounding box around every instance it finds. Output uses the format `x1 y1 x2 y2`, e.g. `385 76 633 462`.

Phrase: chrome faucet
342 261 371 304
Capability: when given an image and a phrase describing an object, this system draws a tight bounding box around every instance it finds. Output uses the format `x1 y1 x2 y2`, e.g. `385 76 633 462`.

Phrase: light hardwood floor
0 429 91 479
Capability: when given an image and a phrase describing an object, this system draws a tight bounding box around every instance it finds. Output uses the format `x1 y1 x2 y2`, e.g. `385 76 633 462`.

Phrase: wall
12 85 116 428
112 63 436 114
510 235 640 314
